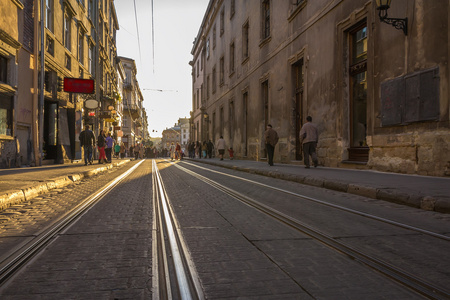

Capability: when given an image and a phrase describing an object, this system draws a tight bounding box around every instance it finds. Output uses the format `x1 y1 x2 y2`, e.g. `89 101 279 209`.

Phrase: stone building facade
0 0 134 168
118 56 145 151
191 0 449 176
0 0 38 168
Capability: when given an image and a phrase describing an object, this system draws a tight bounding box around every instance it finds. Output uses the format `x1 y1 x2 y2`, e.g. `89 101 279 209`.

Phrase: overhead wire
151 0 155 73
133 0 142 63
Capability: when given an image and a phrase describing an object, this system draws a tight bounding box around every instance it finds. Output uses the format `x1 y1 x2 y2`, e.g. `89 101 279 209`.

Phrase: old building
191 0 449 176
0 0 38 168
0 0 135 168
118 56 145 151
179 117 190 146
162 127 180 151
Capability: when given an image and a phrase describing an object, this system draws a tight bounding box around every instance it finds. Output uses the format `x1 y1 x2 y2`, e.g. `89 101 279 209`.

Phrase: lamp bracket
379 10 407 35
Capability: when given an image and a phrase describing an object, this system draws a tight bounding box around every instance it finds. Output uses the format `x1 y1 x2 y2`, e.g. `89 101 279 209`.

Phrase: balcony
123 102 140 118
123 81 133 90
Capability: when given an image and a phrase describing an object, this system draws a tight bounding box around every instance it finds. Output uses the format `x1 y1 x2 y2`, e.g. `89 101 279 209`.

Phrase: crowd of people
79 126 160 165
79 115 319 168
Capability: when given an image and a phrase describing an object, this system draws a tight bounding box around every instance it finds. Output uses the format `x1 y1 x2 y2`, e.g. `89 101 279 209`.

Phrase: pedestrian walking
299 115 319 168
134 143 141 159
79 125 95 165
176 142 182 160
264 124 279 166
195 141 202 159
97 130 107 164
139 144 144 159
189 142 195 158
202 141 208 158
105 132 114 163
216 136 226 161
114 143 121 159
120 142 126 159
207 140 214 158
169 142 176 161
228 147 234 160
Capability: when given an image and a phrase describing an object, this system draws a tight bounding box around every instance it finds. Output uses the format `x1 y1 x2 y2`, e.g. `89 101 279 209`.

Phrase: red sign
88 111 95 116
64 78 95 94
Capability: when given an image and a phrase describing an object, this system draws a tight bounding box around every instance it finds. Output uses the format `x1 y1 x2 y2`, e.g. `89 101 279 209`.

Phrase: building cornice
0 29 22 50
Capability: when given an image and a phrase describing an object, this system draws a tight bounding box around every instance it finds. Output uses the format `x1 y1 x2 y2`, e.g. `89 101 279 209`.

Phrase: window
196 88 199 109
207 75 210 99
0 55 7 83
262 0 270 39
23 0 34 52
220 9 225 36
242 21 249 60
197 61 199 77
349 25 367 148
89 43 94 74
65 53 71 70
46 0 53 32
262 80 269 128
213 25 216 49
88 0 94 20
229 100 234 141
206 38 210 59
0 95 13 137
212 66 216 94
64 13 72 50
230 42 235 74
46 35 54 56
78 32 84 64
219 56 224 86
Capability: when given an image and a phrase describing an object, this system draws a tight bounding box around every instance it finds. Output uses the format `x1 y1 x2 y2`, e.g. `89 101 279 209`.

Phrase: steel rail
152 160 204 300
0 160 144 286
181 161 450 242
173 162 450 300
152 161 172 300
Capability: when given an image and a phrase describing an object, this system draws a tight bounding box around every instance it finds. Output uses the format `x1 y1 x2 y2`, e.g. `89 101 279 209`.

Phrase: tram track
0 160 145 287
182 161 450 242
152 159 204 300
172 160 450 300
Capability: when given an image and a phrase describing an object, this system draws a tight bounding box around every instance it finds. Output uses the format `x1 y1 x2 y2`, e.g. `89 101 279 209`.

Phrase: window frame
46 0 54 32
242 21 249 61
262 0 271 40
64 12 72 51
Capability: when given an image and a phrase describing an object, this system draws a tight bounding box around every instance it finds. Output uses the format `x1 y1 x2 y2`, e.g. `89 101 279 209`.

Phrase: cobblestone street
0 159 449 299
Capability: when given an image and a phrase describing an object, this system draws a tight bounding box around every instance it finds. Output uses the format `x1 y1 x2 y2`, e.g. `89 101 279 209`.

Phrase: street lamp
376 0 408 35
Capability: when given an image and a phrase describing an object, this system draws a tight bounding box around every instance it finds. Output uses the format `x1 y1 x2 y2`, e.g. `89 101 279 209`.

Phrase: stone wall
369 131 450 176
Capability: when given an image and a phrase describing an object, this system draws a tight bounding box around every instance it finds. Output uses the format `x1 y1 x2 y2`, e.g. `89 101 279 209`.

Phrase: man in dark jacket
79 125 95 165
264 124 279 166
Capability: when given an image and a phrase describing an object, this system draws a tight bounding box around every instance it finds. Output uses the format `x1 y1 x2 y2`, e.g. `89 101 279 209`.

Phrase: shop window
0 95 13 137
0 55 7 83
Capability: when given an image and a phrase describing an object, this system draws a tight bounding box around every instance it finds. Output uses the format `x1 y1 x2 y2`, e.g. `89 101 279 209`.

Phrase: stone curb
0 160 130 211
190 159 450 214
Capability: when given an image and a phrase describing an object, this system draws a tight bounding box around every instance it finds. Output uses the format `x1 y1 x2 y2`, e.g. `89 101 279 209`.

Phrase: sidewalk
1 158 449 213
0 159 131 211
186 158 450 214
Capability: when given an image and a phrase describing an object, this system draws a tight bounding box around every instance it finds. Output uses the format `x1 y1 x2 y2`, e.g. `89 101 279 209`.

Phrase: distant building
118 57 144 150
178 118 190 146
162 127 180 150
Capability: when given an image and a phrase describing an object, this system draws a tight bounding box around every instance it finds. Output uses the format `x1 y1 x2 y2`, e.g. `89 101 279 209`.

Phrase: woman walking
97 130 107 164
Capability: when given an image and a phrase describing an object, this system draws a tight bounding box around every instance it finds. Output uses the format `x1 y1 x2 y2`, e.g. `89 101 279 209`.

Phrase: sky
114 0 210 137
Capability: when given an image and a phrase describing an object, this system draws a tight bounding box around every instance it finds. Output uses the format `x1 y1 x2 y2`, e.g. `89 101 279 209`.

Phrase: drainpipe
38 0 45 166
